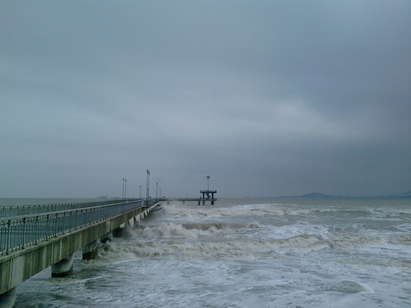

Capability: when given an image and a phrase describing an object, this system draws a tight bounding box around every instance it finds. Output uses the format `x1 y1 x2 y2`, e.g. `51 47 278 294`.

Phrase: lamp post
121 177 127 200
146 169 150 204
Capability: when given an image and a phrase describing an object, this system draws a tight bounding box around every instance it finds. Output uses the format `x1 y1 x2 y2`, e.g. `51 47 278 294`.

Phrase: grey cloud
0 0 410 198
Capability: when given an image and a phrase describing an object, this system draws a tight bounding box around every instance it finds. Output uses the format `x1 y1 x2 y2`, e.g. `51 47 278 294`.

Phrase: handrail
0 199 141 218
0 199 152 256
0 200 142 222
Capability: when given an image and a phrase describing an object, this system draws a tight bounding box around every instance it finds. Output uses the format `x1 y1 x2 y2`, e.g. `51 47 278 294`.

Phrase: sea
4 198 411 307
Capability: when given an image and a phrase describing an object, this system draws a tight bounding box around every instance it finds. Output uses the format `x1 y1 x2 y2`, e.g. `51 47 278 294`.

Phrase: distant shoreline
277 192 411 199
217 192 411 200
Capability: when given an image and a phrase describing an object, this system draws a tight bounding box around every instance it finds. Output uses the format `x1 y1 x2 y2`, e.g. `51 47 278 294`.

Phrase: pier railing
0 200 146 256
0 199 140 218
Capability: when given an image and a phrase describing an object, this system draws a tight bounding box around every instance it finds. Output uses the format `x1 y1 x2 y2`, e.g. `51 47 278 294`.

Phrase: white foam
162 201 311 219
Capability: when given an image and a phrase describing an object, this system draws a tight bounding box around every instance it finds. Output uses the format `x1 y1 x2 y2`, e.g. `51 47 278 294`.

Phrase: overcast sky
1 0 410 198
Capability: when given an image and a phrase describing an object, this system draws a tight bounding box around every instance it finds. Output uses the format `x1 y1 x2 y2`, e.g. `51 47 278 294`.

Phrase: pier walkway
0 199 160 307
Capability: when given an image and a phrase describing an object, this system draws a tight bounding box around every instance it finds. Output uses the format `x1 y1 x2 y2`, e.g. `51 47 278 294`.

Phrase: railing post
6 220 11 254
22 217 26 249
35 216 39 244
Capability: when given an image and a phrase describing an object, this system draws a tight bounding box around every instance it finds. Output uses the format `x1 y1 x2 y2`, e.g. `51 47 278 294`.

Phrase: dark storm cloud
1 0 410 197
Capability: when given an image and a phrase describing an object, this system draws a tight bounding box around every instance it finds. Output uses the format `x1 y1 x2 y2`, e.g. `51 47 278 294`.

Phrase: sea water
11 198 411 307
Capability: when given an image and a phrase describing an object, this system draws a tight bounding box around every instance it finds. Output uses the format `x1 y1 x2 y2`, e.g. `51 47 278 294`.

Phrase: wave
128 222 259 239
162 201 403 220
101 233 331 259
93 200 406 261
93 217 393 261
163 202 312 218
324 280 374 294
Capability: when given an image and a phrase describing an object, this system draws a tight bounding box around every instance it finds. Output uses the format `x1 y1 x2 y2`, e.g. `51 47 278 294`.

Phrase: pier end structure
198 190 218 205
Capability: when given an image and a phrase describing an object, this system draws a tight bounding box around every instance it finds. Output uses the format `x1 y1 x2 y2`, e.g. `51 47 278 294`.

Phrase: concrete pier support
0 288 16 308
82 241 98 260
101 233 113 243
51 254 74 277
112 227 124 238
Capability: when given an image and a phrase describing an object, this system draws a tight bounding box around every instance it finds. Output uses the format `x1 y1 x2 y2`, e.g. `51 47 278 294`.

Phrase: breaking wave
102 233 331 258
163 202 311 218
129 222 259 239
98 221 385 260
94 201 408 263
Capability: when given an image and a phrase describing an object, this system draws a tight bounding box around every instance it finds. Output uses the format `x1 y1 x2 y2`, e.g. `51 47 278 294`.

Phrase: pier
175 190 218 206
0 199 160 307
198 176 217 205
175 176 218 205
199 190 217 205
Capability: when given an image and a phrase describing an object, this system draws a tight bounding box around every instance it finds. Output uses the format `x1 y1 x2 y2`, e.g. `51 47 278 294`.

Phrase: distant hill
300 193 340 199
279 192 342 199
278 191 411 199
379 191 411 199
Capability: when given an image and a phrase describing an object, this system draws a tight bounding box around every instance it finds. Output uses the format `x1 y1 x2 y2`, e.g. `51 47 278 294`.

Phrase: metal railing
0 199 140 218
0 200 147 256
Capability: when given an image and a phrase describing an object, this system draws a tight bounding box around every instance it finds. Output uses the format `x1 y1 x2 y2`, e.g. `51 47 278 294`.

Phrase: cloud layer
1 0 410 197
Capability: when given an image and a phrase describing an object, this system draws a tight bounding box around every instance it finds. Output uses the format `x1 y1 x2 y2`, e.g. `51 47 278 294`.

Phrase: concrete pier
112 226 125 238
0 288 16 308
51 254 74 277
82 241 99 260
0 202 160 306
101 233 112 244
